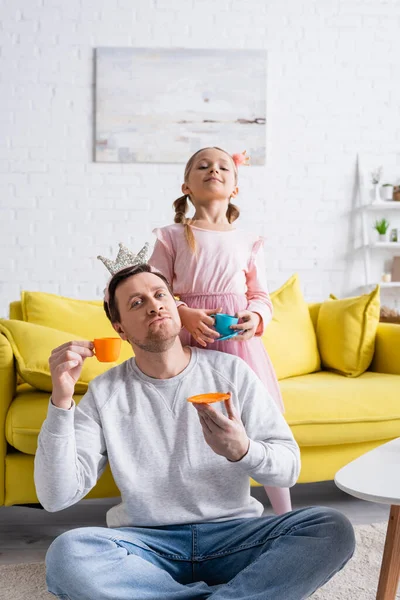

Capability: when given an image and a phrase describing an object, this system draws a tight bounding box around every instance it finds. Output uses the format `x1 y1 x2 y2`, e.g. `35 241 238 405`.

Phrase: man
34 264 355 600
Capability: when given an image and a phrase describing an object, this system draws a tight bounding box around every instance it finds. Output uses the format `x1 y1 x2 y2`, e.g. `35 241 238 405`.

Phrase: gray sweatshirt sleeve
34 388 108 512
228 364 300 487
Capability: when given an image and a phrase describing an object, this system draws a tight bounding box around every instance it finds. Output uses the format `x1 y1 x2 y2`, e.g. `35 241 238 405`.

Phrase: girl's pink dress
149 224 284 412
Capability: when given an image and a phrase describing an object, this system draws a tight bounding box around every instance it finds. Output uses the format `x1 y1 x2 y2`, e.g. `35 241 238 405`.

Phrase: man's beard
129 321 181 353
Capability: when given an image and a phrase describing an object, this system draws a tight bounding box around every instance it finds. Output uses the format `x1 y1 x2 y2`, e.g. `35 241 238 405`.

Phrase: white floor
0 481 390 565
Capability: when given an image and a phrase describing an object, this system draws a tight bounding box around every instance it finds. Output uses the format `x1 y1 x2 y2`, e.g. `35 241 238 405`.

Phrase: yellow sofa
1 280 400 507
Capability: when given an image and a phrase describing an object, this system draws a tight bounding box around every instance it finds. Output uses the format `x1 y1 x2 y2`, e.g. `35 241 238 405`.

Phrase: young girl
149 146 292 515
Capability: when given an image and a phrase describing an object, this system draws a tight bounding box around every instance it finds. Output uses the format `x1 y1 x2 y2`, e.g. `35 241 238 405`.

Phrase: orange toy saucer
187 392 231 404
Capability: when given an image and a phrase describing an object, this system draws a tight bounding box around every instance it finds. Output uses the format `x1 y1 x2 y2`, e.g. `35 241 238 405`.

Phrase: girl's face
182 149 238 204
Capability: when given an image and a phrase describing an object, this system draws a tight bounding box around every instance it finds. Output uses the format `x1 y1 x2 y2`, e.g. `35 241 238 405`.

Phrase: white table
335 438 400 600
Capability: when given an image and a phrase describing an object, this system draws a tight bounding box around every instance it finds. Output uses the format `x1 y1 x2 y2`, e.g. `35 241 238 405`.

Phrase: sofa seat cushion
282 371 400 447
6 385 84 455
8 372 400 457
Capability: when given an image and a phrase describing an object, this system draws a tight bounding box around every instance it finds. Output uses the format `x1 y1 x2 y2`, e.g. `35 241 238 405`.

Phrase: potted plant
381 183 394 201
374 218 390 241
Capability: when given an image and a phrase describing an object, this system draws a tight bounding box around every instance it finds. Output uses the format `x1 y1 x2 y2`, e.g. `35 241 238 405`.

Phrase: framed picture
95 48 267 164
391 256 400 282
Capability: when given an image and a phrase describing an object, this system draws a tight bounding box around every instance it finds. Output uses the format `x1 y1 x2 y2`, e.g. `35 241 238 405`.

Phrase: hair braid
227 201 240 223
173 194 197 254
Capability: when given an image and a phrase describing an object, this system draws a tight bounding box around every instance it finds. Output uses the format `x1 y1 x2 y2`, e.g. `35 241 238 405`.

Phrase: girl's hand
230 311 261 341
178 306 222 347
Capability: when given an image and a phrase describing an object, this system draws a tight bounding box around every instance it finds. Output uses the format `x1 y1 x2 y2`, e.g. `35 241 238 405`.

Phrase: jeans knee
46 527 94 586
312 506 355 560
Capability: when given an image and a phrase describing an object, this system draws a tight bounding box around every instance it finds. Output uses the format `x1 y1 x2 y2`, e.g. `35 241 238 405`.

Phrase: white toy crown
97 242 150 275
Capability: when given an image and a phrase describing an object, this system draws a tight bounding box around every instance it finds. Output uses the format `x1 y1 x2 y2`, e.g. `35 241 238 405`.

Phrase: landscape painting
95 48 267 164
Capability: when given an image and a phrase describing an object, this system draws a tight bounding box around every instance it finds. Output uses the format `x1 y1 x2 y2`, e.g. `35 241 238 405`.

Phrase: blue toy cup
211 313 239 337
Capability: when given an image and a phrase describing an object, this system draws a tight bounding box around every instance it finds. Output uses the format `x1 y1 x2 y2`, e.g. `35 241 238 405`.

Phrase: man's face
113 272 181 353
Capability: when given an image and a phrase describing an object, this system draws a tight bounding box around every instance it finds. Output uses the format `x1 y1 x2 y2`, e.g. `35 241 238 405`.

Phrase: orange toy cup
93 337 122 363
187 392 231 404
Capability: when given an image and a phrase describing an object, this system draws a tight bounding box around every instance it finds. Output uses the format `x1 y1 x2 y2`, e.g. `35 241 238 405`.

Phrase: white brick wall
1 0 400 316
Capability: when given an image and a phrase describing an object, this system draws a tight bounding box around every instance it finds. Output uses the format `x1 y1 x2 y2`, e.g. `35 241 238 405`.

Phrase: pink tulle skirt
179 293 284 413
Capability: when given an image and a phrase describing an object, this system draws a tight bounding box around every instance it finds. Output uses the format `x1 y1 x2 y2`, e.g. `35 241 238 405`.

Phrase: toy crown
97 242 150 276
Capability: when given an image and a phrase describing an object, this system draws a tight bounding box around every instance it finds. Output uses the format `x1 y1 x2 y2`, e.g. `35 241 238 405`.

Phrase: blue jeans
46 506 355 600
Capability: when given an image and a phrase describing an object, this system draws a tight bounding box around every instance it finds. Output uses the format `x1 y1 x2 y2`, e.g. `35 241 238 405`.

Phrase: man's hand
230 311 261 341
178 305 222 347
49 341 94 409
192 395 250 462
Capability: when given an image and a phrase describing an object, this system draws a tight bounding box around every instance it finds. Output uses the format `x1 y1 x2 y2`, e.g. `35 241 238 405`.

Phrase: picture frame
95 48 267 164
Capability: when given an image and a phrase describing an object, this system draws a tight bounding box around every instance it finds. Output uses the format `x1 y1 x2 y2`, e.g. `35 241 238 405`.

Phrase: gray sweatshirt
34 348 300 528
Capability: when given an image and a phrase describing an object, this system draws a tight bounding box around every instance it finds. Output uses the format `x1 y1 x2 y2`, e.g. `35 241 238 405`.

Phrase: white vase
382 186 393 201
378 233 387 242
373 184 380 203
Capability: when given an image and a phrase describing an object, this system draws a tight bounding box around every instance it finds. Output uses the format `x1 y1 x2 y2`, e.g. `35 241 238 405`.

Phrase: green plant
382 183 393 187
374 218 390 234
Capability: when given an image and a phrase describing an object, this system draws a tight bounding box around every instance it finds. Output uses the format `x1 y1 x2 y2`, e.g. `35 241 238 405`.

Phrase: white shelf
379 282 400 288
363 282 400 289
363 202 400 210
370 242 400 249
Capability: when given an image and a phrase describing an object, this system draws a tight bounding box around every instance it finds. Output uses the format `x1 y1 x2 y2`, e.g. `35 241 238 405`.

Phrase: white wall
1 0 400 317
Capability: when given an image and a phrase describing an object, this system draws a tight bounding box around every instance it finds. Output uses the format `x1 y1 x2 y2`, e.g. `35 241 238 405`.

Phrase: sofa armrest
370 323 400 375
0 333 17 505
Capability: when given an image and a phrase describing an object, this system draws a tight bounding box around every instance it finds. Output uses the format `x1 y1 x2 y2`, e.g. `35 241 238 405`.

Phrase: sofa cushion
316 286 380 377
281 370 400 446
0 319 133 394
307 302 321 331
9 301 23 320
5 384 85 455
21 290 115 339
371 322 400 375
262 274 320 380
